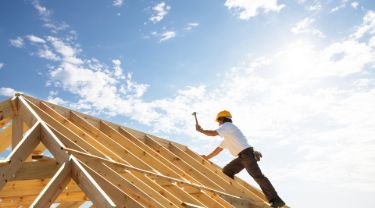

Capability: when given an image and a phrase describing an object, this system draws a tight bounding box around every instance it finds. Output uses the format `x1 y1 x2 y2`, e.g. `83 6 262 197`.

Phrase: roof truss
0 94 270 207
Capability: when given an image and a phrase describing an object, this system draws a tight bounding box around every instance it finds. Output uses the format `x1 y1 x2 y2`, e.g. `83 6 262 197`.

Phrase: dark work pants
222 147 279 202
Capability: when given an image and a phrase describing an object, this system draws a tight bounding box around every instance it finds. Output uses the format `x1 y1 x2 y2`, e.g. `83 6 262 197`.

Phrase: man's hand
196 124 203 132
254 150 262 161
201 155 209 160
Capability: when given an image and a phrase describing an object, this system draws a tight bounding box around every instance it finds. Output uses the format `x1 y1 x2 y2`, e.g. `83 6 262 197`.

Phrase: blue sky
1 0 375 207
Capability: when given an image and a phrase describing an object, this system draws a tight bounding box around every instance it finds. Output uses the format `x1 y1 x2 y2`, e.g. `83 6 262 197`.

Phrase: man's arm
202 147 223 160
196 124 219 136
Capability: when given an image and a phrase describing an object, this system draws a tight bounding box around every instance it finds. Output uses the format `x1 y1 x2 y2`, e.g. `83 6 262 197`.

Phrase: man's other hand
254 151 262 161
196 124 203 132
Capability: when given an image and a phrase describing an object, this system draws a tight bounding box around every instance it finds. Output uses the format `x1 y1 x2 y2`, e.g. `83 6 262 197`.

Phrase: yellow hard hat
216 110 232 122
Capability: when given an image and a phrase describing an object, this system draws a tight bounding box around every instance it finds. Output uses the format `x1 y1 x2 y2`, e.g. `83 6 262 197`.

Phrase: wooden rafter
0 94 271 208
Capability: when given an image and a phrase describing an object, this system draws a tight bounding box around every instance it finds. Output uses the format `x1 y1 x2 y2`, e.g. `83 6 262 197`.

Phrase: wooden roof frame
0 94 270 208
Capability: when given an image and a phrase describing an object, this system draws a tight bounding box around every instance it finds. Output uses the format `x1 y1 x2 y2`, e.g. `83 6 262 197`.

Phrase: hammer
192 112 199 126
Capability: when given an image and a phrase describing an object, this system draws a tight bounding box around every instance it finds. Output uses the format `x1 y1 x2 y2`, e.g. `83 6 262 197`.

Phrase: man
196 110 286 208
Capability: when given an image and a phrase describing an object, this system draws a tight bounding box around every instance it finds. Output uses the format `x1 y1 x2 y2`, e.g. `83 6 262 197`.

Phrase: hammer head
192 112 197 116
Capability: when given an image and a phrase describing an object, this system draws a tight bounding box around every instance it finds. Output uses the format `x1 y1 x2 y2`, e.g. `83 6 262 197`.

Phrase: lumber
0 122 41 190
0 95 271 208
31 161 72 207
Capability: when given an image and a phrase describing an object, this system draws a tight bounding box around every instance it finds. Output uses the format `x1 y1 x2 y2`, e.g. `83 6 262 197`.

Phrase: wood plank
0 117 12 130
57 201 84 208
79 157 158 208
0 122 41 190
144 135 225 191
168 143 266 207
65 147 257 208
0 179 81 198
0 192 87 207
11 115 23 148
67 112 196 208
22 97 104 157
0 123 12 153
184 147 267 201
31 161 72 207
71 156 116 207
11 159 58 181
69 111 150 171
0 99 15 124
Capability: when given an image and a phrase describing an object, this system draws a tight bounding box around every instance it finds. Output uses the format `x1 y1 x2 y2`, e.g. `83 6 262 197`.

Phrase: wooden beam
0 122 41 190
31 161 72 207
168 143 266 207
100 121 183 179
10 159 58 181
79 158 158 208
24 98 105 157
0 192 88 207
0 123 12 153
184 147 267 201
11 115 23 148
71 156 116 207
64 147 256 207
144 135 225 191
0 99 15 126
57 201 84 208
68 111 150 170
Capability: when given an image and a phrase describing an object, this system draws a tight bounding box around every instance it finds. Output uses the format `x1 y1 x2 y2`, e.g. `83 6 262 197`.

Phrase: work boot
270 197 285 208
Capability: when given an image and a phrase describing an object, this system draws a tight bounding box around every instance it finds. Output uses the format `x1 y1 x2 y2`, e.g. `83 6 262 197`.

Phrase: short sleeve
219 140 225 148
216 124 227 137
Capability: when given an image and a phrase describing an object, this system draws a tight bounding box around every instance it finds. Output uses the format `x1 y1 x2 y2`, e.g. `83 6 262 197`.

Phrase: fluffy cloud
0 87 18 97
351 2 359 9
150 2 170 23
185 22 199 31
0 63 4 70
224 0 285 20
112 0 124 7
291 17 325 38
9 37 24 48
27 35 46 44
31 0 69 33
152 31 176 42
159 31 176 42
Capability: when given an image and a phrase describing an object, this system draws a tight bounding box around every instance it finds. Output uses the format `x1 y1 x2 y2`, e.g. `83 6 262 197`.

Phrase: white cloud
47 96 68 105
31 0 69 33
112 0 124 7
352 11 375 40
38 45 60 61
47 36 83 65
330 0 350 13
0 87 18 97
9 37 24 48
224 0 285 20
159 31 176 42
185 22 199 31
150 2 170 23
152 31 176 42
27 35 46 44
291 17 325 38
112 59 124 78
31 0 50 17
0 63 4 70
307 2 322 12
351 2 359 9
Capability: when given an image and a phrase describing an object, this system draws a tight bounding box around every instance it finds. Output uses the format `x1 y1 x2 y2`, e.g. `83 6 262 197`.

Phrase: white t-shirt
216 122 251 156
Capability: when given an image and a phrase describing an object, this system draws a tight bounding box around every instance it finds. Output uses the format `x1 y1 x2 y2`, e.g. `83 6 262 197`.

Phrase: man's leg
239 150 283 204
222 157 244 179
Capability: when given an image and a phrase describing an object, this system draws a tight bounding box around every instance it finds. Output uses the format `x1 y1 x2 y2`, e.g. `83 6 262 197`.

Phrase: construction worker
196 110 286 208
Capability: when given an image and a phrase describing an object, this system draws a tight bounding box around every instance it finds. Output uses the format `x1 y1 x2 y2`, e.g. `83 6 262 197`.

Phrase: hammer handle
194 114 199 125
